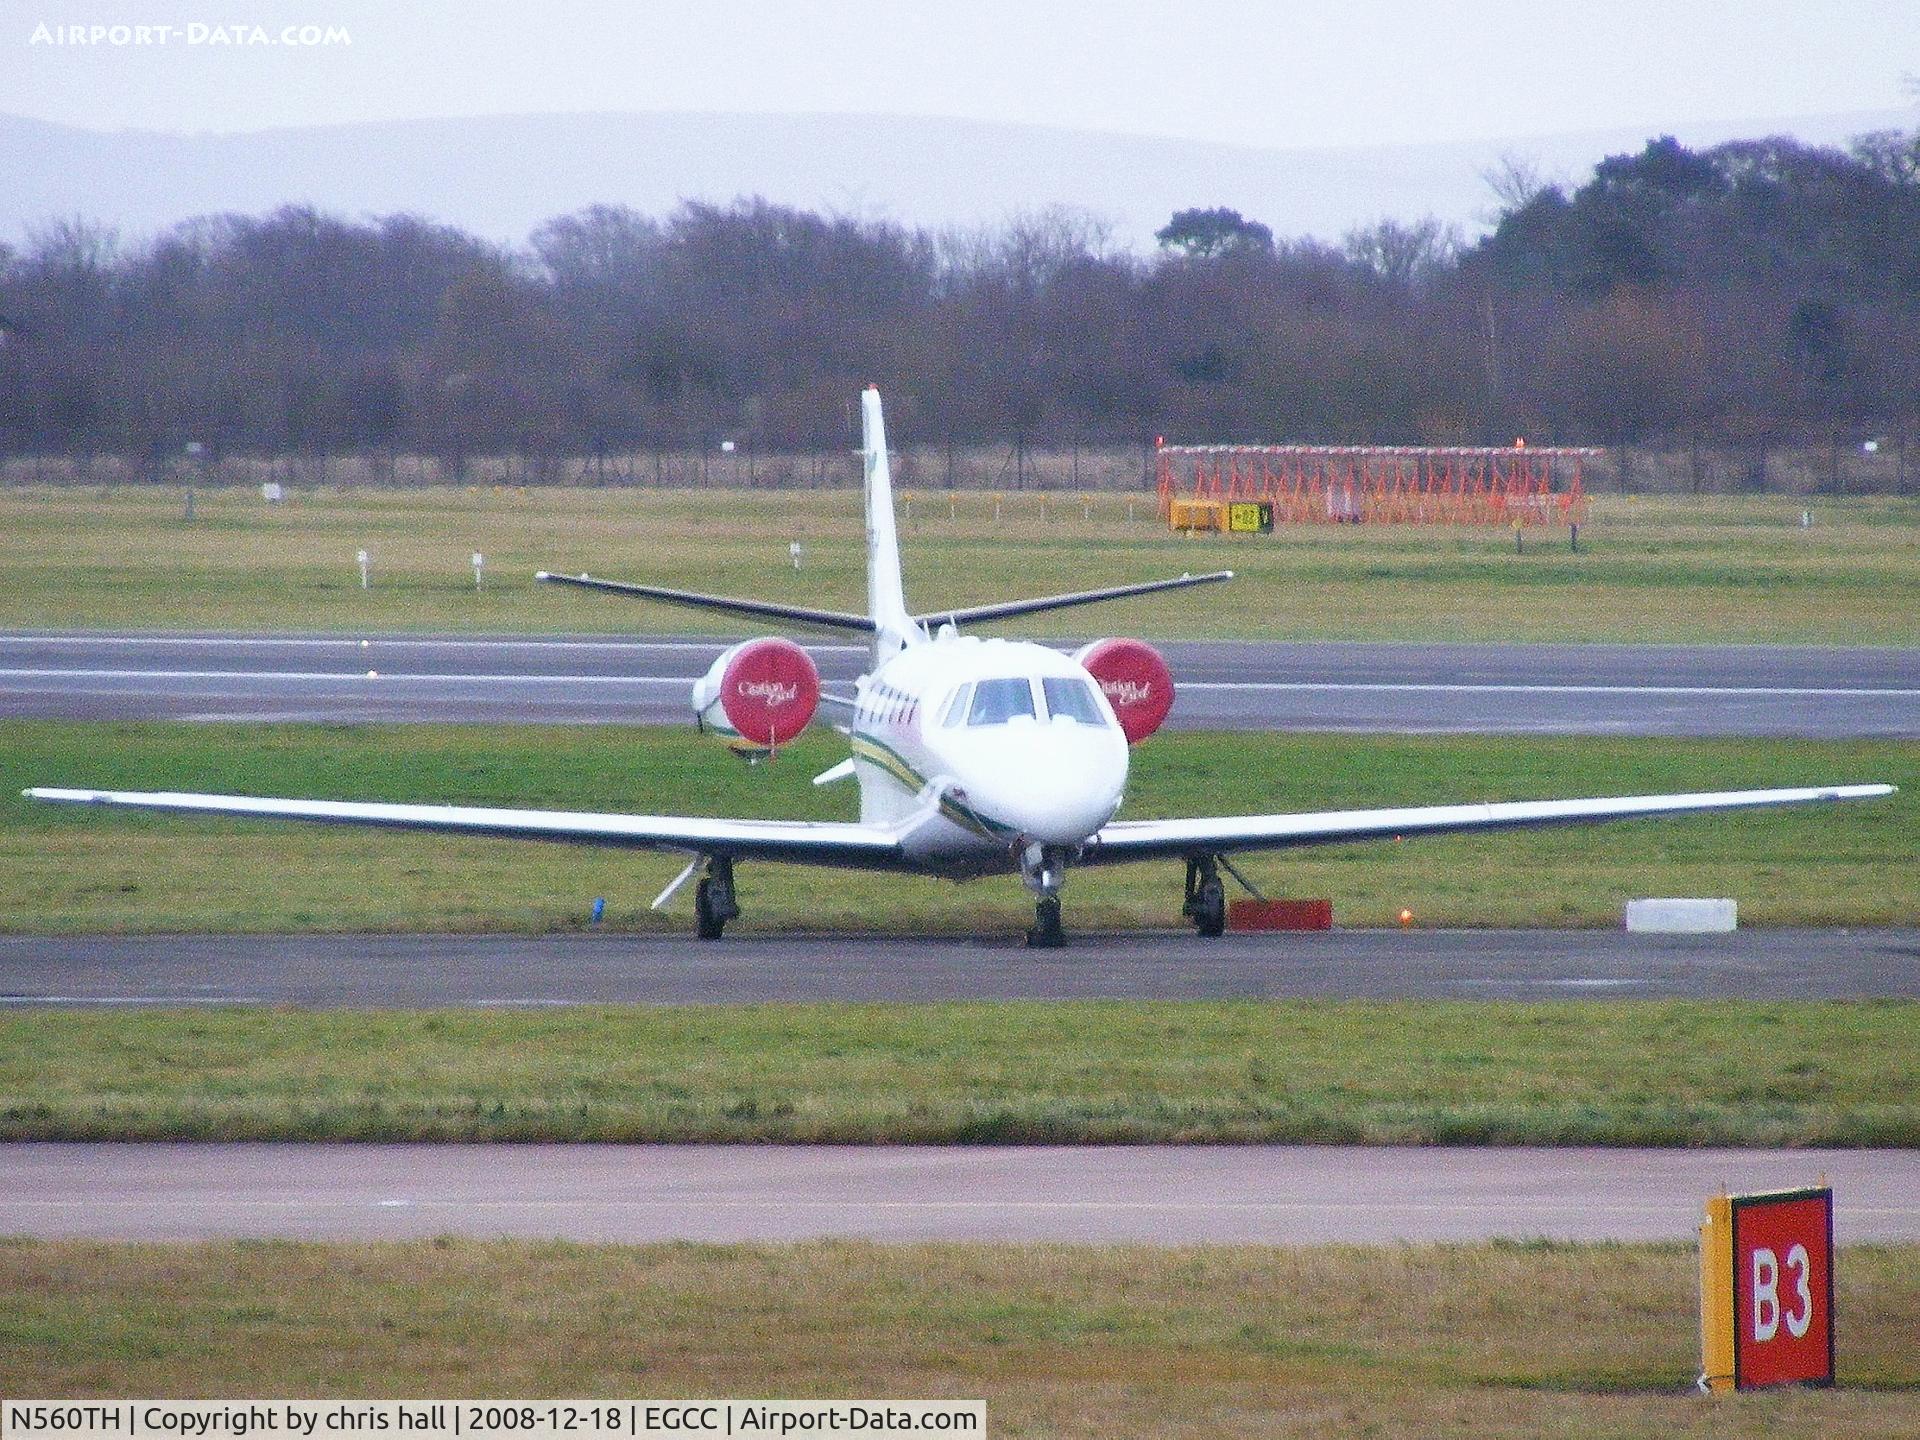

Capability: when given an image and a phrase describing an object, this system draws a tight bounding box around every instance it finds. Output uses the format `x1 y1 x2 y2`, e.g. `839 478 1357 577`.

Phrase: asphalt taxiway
3 928 1915 1006
5 631 1917 735
3 1143 1912 1244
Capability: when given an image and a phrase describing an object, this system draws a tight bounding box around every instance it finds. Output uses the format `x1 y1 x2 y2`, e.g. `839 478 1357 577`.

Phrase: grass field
3 1001 1915 1144
2 1238 1914 1436
2 487 1918 643
3 722 1911 934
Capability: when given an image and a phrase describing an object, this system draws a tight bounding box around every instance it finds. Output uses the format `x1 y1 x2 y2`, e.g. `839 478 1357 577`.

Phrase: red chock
1228 898 1332 931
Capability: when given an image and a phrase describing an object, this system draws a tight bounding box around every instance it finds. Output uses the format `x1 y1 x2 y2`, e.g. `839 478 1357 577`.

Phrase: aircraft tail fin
861 387 918 655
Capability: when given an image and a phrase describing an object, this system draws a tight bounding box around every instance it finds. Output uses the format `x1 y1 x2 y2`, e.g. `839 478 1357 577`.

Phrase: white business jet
26 388 1895 945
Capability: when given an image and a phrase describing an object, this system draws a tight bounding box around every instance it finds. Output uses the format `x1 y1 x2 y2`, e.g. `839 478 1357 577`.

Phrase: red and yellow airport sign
1700 1186 1835 1392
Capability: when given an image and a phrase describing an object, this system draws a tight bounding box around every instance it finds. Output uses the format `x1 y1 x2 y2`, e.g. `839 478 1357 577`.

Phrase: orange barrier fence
1157 443 1594 527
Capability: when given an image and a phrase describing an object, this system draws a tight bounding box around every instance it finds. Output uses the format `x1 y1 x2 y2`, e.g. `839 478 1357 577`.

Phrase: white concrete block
1624 898 1737 933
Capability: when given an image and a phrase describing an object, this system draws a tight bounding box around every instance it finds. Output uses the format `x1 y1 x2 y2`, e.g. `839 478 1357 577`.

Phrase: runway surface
3 1143 1912 1243
5 631 1918 735
4 928 1916 1005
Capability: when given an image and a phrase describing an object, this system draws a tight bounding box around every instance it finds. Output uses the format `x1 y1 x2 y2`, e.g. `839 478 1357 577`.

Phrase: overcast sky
6 0 1917 149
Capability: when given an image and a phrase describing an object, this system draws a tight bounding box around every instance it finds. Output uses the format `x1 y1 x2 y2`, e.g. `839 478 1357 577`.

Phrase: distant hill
2 106 1911 251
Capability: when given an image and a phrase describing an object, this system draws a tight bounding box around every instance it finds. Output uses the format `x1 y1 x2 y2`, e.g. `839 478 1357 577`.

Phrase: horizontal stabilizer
536 571 876 633
918 570 1233 629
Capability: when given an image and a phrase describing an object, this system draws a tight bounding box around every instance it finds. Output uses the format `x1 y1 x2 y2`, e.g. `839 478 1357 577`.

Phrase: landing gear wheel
694 879 725 940
694 857 740 941
1193 878 1226 937
1184 857 1227 937
1026 895 1065 949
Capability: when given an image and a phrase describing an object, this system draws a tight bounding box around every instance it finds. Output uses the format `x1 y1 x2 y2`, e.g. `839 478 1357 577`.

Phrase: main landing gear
1183 856 1226 937
694 855 739 941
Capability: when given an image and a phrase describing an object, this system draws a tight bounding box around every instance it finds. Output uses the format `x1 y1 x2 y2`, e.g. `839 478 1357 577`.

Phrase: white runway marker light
357 548 370 590
473 552 485 588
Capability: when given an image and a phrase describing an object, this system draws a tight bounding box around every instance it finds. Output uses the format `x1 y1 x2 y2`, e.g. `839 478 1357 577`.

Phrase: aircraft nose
968 731 1125 844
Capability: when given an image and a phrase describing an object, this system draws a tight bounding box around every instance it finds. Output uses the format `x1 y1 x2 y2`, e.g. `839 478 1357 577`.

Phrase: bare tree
1481 152 1555 212
1343 216 1461 287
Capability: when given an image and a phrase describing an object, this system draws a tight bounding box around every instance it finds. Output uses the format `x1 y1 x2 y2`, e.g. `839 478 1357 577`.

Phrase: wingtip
1822 782 1897 800
533 570 553 582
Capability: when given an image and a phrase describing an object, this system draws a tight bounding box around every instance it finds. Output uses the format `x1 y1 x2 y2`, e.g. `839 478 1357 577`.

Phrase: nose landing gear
1028 895 1064 948
1021 843 1069 948
694 855 739 940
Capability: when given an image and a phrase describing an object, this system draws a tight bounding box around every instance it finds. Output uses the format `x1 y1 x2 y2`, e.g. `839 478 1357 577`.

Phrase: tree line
1 127 1917 468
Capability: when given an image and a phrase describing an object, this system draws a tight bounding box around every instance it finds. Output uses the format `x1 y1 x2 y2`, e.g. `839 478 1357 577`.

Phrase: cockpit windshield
940 682 973 727
1042 677 1109 726
967 677 1037 726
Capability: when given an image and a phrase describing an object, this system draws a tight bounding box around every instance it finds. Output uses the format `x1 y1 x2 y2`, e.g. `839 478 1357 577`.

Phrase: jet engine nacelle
692 637 821 758
1073 637 1174 744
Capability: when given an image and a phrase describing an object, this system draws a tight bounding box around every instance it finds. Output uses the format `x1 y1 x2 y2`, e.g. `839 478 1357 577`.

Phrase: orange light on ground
1398 908 1415 928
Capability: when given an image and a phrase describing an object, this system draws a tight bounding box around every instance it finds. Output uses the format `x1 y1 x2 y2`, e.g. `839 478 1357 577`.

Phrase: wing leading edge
24 781 1896 874
23 788 910 869
1080 783 1896 864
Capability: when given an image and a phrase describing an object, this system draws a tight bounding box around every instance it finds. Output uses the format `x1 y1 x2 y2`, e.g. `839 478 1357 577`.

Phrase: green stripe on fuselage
849 731 1017 843
706 717 771 758
849 731 923 791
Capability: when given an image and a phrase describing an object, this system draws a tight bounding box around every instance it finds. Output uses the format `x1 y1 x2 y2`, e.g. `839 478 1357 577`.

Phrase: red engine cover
1075 637 1174 744
719 637 821 747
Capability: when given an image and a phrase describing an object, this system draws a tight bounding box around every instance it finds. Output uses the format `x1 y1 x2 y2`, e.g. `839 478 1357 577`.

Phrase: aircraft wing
23 787 910 869
1079 783 1895 864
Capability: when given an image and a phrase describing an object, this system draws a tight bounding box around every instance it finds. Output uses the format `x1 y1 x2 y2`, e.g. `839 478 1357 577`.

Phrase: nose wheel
1021 843 1069 948
1184 856 1226 937
694 856 739 940
1027 895 1065 948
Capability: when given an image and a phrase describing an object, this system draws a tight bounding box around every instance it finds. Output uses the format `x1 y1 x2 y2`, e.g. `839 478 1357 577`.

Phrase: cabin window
940 683 974 727
1042 677 1108 726
967 677 1037 726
